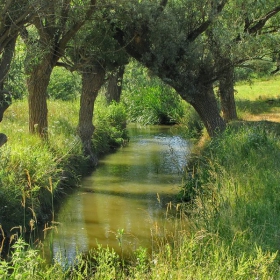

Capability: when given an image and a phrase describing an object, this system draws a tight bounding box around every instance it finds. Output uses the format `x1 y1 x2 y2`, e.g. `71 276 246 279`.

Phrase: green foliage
94 95 128 154
47 67 81 101
182 122 280 254
1 229 278 279
122 61 186 125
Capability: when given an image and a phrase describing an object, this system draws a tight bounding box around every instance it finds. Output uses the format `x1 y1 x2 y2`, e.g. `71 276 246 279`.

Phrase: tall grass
3 121 280 278
182 122 280 256
2 76 280 277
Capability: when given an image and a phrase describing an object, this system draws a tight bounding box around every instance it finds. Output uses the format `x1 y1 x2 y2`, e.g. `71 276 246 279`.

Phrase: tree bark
0 36 16 122
27 56 53 139
0 133 7 147
219 61 237 121
187 84 226 137
77 63 105 165
105 65 125 104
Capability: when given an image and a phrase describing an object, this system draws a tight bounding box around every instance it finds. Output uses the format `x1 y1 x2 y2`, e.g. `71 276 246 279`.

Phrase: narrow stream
45 125 190 262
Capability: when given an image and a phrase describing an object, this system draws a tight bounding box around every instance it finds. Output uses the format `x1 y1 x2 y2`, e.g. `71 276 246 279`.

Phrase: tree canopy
0 0 279 139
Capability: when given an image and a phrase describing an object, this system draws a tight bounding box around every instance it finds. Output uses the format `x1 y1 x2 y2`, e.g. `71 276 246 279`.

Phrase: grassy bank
1 76 280 278
0 96 128 235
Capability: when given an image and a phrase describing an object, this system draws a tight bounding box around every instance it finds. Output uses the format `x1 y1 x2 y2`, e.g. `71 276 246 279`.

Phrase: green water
45 125 190 261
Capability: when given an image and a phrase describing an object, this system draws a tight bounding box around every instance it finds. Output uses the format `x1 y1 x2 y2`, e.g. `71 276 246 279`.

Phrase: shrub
47 67 81 101
121 61 186 125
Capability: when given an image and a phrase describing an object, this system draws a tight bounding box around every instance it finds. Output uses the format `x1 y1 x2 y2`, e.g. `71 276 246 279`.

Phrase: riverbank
1 76 280 278
0 98 128 251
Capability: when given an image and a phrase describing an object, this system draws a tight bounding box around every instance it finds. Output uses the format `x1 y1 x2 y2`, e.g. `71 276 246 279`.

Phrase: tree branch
187 0 227 41
247 6 280 34
58 0 97 53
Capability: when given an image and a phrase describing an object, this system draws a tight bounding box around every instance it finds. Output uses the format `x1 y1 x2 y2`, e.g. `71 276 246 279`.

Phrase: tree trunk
187 84 226 137
105 65 125 104
0 133 7 147
77 63 105 165
219 62 237 121
27 56 53 139
0 36 16 122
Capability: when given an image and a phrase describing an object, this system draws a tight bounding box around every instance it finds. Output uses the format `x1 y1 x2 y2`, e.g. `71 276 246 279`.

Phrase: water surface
46 125 190 261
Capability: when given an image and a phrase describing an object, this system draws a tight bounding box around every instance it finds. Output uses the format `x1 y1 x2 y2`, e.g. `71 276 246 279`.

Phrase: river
44 125 191 262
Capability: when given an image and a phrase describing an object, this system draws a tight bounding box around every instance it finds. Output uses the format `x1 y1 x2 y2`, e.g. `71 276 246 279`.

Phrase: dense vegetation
0 95 128 230
0 75 280 278
0 0 280 278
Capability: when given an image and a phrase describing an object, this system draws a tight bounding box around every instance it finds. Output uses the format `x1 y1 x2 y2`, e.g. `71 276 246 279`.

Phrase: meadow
1 75 280 279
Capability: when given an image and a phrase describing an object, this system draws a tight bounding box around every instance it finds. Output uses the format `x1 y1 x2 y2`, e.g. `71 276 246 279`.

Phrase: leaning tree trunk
27 56 53 139
105 65 125 104
187 83 226 137
77 63 105 165
0 36 16 122
219 61 237 121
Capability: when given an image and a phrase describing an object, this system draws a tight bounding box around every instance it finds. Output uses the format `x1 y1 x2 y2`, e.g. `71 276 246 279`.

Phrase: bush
94 96 128 154
121 61 186 125
47 67 81 101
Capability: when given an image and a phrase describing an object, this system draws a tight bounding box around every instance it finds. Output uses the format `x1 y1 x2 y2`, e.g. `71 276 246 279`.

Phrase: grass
235 74 280 121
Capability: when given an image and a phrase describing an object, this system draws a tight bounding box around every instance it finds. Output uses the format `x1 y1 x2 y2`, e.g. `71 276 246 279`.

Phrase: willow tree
62 18 127 164
112 0 280 136
113 0 228 137
212 1 280 121
23 0 96 139
0 0 35 123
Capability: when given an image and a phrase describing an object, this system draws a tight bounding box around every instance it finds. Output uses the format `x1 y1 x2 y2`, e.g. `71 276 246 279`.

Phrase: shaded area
236 97 280 115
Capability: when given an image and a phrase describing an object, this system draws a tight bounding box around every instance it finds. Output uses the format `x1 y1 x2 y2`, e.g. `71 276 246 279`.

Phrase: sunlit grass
2 78 280 277
234 75 280 120
235 75 280 101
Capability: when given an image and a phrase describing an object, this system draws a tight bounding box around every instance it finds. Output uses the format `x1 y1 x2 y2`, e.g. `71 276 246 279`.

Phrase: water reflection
45 125 190 262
